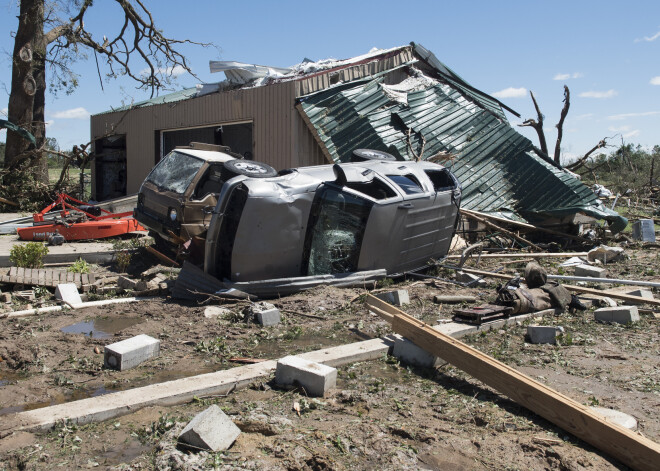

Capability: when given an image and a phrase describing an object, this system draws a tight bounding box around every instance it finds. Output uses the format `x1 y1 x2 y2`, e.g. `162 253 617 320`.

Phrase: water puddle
0 370 23 387
60 316 144 338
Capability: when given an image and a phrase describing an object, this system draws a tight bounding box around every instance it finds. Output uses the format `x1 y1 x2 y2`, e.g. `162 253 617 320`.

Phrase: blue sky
1 0 659 163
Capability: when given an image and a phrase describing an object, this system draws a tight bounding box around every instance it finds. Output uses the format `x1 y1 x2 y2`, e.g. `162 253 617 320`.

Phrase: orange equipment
17 193 145 242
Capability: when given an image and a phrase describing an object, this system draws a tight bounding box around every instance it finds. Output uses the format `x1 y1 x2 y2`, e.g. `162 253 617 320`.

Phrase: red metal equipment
17 193 145 242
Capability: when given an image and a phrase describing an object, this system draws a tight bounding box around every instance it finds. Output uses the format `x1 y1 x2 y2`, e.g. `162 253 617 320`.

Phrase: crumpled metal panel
298 72 625 229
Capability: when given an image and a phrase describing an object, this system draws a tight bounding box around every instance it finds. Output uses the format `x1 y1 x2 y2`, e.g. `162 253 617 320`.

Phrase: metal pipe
548 274 660 288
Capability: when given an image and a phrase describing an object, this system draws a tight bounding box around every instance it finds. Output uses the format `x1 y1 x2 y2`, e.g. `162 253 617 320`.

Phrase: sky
0 0 659 164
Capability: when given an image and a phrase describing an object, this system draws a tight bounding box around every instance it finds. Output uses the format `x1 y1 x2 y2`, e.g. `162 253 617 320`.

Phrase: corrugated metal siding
91 81 300 194
297 76 607 221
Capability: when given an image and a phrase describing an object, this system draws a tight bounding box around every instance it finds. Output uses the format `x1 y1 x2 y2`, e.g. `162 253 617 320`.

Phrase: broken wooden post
366 294 660 471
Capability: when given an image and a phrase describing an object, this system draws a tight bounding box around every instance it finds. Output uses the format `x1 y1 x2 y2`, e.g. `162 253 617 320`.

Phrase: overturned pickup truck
138 147 462 296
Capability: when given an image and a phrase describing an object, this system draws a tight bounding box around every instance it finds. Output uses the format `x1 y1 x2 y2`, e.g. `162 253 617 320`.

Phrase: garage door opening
94 135 127 201
160 122 253 162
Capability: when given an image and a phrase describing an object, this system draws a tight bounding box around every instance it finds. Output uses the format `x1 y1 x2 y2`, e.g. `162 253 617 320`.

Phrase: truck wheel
223 160 277 178
351 148 397 162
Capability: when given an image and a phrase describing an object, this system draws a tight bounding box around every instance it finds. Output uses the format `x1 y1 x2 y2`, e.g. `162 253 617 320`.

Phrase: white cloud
553 72 583 81
608 125 631 133
624 130 641 138
578 89 617 99
574 113 594 120
607 111 660 120
651 76 660 85
491 87 527 98
140 65 187 77
52 107 90 119
635 30 660 42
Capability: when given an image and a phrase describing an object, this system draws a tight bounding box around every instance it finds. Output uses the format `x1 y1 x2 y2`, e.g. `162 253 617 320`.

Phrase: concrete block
590 406 637 431
632 219 656 242
54 283 82 306
623 289 655 306
587 246 625 264
275 355 337 397
594 306 640 324
251 302 281 326
392 335 441 368
456 271 487 287
375 289 410 306
574 264 607 278
117 276 138 290
527 325 564 345
178 405 241 451
204 306 232 319
104 334 160 371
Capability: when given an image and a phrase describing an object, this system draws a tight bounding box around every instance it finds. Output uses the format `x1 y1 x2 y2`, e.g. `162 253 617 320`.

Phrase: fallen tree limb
445 252 589 260
460 208 591 243
460 211 542 251
365 294 660 471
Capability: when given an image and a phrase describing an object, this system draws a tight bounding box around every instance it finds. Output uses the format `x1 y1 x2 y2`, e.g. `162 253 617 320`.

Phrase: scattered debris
590 407 638 431
587 245 625 263
177 405 241 452
0 267 95 291
54 283 82 307
433 295 477 304
275 356 337 397
104 334 161 371
455 271 487 287
632 219 656 242
375 289 410 306
392 335 441 368
594 306 640 324
526 325 565 345
203 306 232 319
248 302 281 327
574 264 607 278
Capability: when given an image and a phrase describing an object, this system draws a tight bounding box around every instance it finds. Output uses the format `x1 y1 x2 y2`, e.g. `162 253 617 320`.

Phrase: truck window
145 151 204 195
386 174 424 194
304 186 372 275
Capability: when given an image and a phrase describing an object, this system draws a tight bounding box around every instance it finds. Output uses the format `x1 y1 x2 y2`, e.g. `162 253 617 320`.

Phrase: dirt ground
0 246 658 470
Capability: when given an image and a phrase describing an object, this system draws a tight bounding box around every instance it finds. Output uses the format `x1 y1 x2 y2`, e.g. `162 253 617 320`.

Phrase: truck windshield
305 186 372 275
146 151 204 195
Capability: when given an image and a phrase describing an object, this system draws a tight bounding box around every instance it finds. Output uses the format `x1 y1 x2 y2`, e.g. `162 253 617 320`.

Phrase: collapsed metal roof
297 44 625 231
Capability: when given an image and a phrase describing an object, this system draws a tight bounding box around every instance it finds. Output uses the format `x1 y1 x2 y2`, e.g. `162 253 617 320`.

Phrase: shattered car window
306 187 372 275
146 151 204 195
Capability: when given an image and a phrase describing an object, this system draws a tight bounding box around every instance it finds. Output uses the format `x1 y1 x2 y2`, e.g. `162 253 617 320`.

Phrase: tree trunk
4 0 47 185
31 31 48 184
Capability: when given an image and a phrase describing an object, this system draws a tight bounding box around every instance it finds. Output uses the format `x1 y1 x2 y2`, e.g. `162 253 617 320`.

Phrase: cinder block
117 276 138 290
594 306 639 324
392 335 441 368
275 355 337 397
55 283 82 306
574 264 607 278
204 306 232 319
527 325 564 345
375 290 410 306
104 334 160 371
623 289 655 306
251 302 281 326
178 405 241 451
632 219 656 242
456 271 487 287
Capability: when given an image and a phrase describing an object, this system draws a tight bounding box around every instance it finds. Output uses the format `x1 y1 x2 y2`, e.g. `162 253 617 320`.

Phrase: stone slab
275 355 337 397
574 264 607 278
392 335 442 368
623 289 655 306
178 405 241 451
204 306 232 319
594 306 640 324
104 334 160 371
375 289 410 306
54 283 82 306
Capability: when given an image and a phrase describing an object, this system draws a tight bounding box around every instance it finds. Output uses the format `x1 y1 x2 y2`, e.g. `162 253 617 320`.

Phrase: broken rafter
460 210 542 251
365 294 660 471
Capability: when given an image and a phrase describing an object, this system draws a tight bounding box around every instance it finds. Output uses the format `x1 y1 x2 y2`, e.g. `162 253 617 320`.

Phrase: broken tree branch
518 91 548 156
460 211 542 251
553 85 570 165
566 138 609 172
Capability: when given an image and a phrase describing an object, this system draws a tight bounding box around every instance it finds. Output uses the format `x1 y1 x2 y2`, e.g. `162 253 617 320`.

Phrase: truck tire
223 160 278 178
351 148 397 162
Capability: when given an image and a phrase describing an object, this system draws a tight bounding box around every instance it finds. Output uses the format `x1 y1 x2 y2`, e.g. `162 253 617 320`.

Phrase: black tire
223 159 278 178
351 148 397 162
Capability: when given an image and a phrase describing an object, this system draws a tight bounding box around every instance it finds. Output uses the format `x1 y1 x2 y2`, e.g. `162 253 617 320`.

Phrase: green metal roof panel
298 76 626 230
93 87 198 116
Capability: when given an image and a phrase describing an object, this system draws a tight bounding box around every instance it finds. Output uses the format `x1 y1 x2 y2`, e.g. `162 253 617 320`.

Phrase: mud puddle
60 316 143 338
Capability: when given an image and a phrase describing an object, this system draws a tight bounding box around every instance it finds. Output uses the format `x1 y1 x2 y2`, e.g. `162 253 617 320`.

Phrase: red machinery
17 193 145 242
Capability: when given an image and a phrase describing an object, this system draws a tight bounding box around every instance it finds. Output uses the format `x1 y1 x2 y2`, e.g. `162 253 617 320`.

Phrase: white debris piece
587 246 625 264
55 283 82 306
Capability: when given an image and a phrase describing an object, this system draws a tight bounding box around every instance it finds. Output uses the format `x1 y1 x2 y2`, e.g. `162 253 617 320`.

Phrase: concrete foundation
178 405 241 451
275 356 337 397
594 306 640 324
104 334 160 371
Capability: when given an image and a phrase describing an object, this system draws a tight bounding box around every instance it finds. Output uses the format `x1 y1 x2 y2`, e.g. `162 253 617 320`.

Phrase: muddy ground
0 245 658 470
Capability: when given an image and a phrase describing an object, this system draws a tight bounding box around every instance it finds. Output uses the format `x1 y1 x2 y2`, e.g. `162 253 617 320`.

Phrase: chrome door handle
398 203 414 209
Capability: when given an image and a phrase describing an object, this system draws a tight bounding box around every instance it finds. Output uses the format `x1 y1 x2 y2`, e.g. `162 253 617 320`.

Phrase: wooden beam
461 211 542 251
461 208 591 243
366 295 660 471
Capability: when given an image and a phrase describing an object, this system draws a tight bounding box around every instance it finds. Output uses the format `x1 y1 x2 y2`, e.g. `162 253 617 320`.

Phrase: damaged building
89 42 624 231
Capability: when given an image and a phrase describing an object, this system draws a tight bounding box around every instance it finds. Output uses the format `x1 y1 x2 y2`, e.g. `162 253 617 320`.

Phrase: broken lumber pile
0 267 96 291
366 294 660 471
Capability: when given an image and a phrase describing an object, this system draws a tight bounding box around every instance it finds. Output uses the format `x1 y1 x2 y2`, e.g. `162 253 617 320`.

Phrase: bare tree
518 90 549 157
4 0 210 193
553 85 570 165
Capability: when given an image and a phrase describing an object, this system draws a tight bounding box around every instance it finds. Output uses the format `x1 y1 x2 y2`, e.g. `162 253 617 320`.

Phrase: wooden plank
460 211 542 251
366 294 660 471
454 267 660 307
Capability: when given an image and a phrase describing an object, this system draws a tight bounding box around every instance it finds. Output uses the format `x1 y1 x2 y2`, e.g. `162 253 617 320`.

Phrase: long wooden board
366 294 660 471
445 252 589 260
